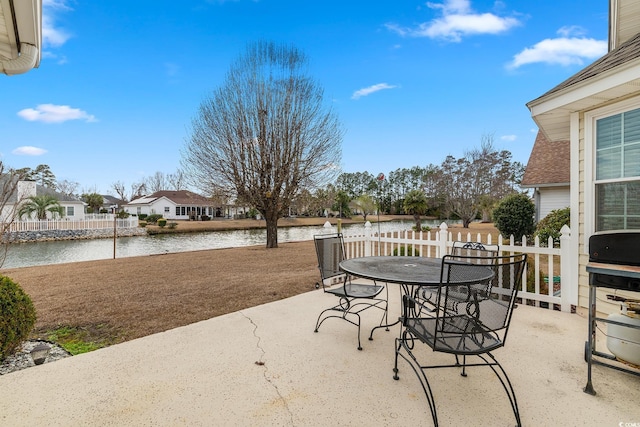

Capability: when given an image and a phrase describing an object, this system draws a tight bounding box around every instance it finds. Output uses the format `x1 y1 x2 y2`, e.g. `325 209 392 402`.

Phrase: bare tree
0 164 27 268
56 179 79 197
131 182 147 200
112 181 128 202
146 172 168 193
437 133 524 227
167 170 187 190
182 41 343 248
111 181 148 202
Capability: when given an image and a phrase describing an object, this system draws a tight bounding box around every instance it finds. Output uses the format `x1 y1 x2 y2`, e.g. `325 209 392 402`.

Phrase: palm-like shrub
18 194 64 220
0 276 36 361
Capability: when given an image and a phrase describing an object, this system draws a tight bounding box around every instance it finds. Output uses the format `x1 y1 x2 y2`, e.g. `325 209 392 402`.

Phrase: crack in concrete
240 311 295 425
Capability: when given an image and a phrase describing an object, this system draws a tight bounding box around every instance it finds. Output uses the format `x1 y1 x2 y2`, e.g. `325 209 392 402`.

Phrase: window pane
624 108 640 143
596 181 640 231
596 147 621 180
624 142 640 177
597 114 622 148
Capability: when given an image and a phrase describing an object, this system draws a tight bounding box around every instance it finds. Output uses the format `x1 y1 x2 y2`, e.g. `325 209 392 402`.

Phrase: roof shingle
521 131 570 187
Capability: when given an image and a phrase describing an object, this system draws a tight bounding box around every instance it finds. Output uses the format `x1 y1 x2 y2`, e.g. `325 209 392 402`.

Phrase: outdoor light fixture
30 342 50 365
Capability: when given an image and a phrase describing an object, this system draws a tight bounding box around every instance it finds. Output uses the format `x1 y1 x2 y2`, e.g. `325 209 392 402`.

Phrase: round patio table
339 256 495 339
339 256 443 287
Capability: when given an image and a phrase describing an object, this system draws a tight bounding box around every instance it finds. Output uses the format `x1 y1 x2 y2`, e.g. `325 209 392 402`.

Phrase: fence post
322 221 333 234
437 222 448 257
559 225 575 312
364 221 372 257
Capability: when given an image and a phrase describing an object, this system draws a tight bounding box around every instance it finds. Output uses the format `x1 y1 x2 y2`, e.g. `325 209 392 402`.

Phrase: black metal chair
418 241 500 313
313 233 388 350
394 253 527 427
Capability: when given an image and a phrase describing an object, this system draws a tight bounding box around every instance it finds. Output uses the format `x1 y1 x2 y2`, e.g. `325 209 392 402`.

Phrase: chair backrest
313 233 347 288
437 253 527 346
450 241 500 262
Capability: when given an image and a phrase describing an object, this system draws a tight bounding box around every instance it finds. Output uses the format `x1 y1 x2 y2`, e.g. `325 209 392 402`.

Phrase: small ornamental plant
0 276 37 361
392 245 420 257
157 218 167 228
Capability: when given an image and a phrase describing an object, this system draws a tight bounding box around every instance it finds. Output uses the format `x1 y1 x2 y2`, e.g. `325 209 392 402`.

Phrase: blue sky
1 0 609 195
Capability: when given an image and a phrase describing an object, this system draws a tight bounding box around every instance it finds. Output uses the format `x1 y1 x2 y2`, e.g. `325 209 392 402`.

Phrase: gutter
0 42 38 75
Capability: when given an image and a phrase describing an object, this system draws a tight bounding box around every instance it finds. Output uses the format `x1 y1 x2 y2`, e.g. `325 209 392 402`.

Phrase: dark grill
589 232 640 266
584 231 640 396
589 232 640 291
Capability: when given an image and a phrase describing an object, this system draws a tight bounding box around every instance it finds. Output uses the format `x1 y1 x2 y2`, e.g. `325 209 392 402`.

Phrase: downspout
0 42 38 75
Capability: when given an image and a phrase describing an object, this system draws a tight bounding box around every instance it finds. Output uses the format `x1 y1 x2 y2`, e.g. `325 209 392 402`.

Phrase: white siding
538 186 570 220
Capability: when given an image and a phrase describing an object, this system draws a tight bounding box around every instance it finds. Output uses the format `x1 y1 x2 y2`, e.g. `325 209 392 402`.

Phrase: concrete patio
0 287 639 426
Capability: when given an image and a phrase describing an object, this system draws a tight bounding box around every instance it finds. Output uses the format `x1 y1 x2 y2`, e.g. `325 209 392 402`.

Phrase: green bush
492 193 535 240
535 207 570 247
0 276 37 361
116 210 130 219
392 245 420 256
167 222 178 229
146 214 162 224
138 214 148 220
157 218 167 228
138 221 147 228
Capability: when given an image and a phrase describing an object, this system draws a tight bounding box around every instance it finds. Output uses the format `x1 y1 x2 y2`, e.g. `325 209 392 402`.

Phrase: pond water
1 219 455 269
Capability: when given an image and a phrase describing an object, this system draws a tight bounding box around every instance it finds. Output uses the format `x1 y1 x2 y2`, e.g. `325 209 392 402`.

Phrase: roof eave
527 57 640 142
521 182 570 189
0 0 42 75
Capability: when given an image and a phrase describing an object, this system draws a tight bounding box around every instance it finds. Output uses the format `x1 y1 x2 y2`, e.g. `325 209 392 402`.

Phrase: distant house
123 190 220 220
0 1 41 75
521 131 570 222
101 195 126 213
0 179 85 221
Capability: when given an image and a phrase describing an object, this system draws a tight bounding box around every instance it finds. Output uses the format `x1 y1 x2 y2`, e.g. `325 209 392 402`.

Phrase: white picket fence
322 221 575 313
7 215 139 232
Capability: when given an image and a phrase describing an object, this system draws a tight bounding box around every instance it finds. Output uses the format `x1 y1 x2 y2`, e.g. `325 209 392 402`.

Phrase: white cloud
508 31 607 69
500 134 517 142
12 146 48 156
351 83 398 100
17 104 97 123
386 0 520 42
42 0 72 48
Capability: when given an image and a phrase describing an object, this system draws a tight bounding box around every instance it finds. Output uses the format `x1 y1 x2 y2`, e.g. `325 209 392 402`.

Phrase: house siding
537 187 569 221
577 100 640 316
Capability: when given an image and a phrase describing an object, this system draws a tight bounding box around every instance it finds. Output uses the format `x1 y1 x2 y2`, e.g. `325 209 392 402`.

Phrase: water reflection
2 219 453 269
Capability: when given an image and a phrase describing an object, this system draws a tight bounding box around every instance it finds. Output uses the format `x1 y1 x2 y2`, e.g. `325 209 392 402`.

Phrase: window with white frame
595 107 640 231
66 206 74 216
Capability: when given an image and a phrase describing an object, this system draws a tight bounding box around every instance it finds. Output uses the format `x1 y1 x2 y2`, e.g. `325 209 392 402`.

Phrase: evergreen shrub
146 214 162 224
492 193 535 240
0 276 36 361
535 207 570 247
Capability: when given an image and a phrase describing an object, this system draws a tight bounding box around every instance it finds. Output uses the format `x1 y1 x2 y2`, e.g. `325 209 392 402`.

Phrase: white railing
323 221 576 313
7 215 139 232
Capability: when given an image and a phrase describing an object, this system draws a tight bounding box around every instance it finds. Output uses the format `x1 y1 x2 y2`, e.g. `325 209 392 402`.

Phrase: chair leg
394 334 439 426
478 353 522 427
368 294 392 341
369 285 396 341
314 305 364 350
